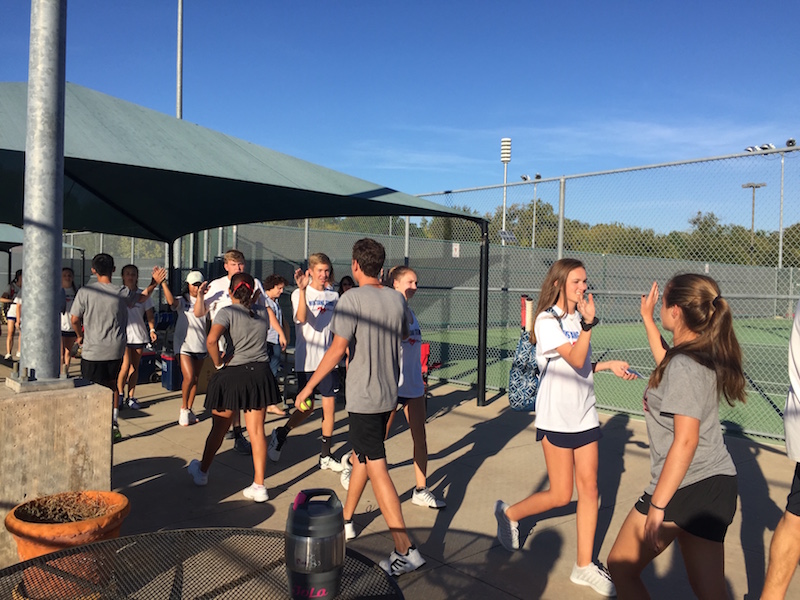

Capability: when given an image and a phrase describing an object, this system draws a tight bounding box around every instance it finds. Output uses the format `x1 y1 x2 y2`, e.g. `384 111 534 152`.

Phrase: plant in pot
4 491 130 599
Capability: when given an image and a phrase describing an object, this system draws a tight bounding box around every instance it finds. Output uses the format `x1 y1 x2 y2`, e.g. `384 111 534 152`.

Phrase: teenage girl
338 276 355 295
2 270 22 360
494 258 635 597
187 272 281 502
608 275 746 599
159 271 208 426
117 265 156 409
60 267 79 375
385 267 446 508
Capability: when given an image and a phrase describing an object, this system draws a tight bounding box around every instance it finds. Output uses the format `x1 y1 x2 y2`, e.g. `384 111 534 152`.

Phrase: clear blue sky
2 1 799 201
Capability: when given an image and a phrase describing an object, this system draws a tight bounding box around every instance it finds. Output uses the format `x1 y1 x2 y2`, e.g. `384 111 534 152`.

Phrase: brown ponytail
648 273 746 406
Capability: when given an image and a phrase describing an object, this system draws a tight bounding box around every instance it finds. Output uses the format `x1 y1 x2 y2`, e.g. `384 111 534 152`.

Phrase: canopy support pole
19 0 67 381
477 220 489 406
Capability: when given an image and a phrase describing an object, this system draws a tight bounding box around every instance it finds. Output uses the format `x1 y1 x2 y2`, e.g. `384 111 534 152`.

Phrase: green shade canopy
0 82 482 243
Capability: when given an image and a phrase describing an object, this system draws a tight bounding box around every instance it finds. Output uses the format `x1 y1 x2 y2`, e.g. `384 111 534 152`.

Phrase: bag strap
539 307 567 382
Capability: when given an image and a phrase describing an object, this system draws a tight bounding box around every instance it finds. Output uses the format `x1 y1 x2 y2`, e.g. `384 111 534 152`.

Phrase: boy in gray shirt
71 253 165 441
295 238 425 577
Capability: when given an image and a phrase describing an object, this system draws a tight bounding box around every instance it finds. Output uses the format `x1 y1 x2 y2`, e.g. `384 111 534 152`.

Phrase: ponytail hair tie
712 295 721 307
232 281 252 295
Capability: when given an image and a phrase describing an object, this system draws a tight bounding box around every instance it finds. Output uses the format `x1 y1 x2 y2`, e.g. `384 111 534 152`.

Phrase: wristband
650 501 666 511
215 363 225 370
580 316 600 331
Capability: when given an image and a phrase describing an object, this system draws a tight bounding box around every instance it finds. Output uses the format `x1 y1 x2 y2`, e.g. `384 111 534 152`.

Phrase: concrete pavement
2 359 799 599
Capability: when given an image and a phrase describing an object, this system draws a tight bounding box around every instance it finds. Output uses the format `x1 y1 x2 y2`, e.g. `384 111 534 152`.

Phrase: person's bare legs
343 452 370 521
5 319 16 357
366 456 412 554
243 408 268 485
125 347 143 399
201 409 234 472
608 508 680 599
404 397 429 489
676 530 729 599
762 510 800 599
573 441 599 567
506 438 576 521
321 395 336 454
62 335 76 374
179 354 203 411
117 347 133 400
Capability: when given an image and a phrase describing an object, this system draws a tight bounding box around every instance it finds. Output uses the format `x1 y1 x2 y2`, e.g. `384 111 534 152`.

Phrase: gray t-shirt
643 353 736 494
213 303 269 366
331 285 407 414
70 281 135 361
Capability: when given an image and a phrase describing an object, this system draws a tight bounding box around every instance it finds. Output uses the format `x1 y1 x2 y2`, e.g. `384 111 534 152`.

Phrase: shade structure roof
0 82 481 243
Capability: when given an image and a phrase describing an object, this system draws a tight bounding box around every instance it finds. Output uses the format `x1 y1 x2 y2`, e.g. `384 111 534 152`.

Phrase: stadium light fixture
500 138 511 245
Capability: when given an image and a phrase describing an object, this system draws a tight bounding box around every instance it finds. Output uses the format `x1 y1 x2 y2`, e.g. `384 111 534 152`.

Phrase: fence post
404 216 410 267
557 177 566 259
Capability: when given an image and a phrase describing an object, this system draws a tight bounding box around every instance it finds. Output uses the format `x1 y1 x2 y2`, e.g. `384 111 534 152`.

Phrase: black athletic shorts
349 411 392 462
536 426 602 449
80 358 123 390
298 370 340 398
786 463 800 517
635 474 738 542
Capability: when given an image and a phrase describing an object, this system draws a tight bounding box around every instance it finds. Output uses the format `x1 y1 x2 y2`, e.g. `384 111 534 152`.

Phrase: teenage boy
70 253 165 442
268 253 343 473
295 239 425 577
195 249 270 453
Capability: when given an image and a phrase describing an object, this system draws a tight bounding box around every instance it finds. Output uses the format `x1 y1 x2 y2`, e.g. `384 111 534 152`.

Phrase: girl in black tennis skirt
187 272 282 502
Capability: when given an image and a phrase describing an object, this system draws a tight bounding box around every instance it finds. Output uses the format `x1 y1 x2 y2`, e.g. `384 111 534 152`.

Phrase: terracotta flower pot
4 491 130 600
5 491 130 561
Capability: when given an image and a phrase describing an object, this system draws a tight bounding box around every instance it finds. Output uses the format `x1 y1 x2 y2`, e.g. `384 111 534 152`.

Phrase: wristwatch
580 316 600 331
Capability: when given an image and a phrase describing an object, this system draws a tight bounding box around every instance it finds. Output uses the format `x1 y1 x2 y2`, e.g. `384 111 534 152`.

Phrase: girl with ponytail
187 272 283 503
609 274 746 599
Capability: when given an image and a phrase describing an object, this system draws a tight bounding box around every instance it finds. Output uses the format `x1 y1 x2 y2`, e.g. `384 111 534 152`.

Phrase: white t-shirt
172 296 207 355
785 299 800 462
61 287 77 332
398 307 425 398
125 289 154 345
203 275 267 350
291 285 338 371
533 306 599 433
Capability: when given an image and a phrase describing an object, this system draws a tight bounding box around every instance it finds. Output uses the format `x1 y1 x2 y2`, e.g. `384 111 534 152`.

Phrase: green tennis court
424 318 793 439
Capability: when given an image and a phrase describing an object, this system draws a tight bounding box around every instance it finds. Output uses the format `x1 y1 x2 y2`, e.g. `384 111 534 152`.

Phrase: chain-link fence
417 148 800 439
45 149 800 439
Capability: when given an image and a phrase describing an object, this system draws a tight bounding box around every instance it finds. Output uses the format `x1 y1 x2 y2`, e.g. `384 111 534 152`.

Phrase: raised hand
641 282 659 321
577 292 596 322
151 266 167 284
294 267 310 290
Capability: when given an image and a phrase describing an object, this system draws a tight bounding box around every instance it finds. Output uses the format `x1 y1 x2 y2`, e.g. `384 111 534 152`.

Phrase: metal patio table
0 527 403 599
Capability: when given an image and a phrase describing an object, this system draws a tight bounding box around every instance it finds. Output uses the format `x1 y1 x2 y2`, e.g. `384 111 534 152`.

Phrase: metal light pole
176 0 183 119
521 173 541 249
742 182 766 265
500 138 511 246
